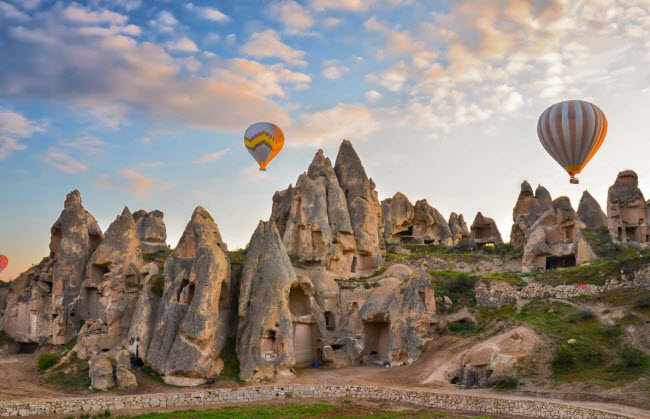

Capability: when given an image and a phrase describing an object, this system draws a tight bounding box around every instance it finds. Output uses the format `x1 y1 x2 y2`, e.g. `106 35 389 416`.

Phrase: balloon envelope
244 122 284 171
537 100 607 182
0 255 7 274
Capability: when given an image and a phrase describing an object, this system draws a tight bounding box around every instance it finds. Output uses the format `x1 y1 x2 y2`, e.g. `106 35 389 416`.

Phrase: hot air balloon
244 122 284 171
0 255 7 275
537 100 607 184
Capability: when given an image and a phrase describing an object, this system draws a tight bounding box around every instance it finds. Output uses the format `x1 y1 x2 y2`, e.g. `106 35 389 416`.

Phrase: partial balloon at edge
244 122 284 171
537 100 607 184
0 254 8 274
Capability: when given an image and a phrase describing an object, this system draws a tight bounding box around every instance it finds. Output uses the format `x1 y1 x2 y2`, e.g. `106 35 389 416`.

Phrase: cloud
39 151 88 174
165 37 199 52
193 148 230 164
59 135 106 153
224 58 311 97
94 169 173 195
63 4 128 25
0 109 43 160
364 90 381 102
149 10 178 32
0 1 29 21
1 9 290 131
269 1 314 34
140 136 153 144
290 103 380 146
310 0 412 12
240 29 307 67
186 3 229 22
239 165 271 182
321 60 349 79
364 17 422 56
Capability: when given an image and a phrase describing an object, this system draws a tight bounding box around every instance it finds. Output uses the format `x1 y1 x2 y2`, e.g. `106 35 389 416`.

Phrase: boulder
469 212 503 248
146 207 232 382
412 200 453 246
607 170 647 244
115 365 137 389
381 193 414 243
448 213 470 244
577 191 607 229
1 190 103 344
90 357 115 390
335 140 384 270
133 210 167 253
237 221 295 381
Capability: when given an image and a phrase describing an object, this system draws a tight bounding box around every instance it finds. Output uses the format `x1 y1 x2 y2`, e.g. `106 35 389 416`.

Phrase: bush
610 346 649 372
447 319 476 336
569 307 594 323
633 294 650 309
37 353 61 372
0 330 14 348
551 346 576 372
451 238 471 253
149 274 164 297
598 324 623 339
493 375 519 390
574 342 605 366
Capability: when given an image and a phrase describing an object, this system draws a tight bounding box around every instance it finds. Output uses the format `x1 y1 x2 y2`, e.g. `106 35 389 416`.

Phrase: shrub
598 324 623 339
37 353 61 372
493 375 519 390
149 274 164 297
610 346 649 372
447 319 476 336
551 346 576 372
633 294 650 309
569 307 594 322
0 330 14 348
574 342 605 366
451 238 471 253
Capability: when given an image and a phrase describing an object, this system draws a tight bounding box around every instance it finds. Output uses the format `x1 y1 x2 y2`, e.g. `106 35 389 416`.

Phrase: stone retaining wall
0 385 632 418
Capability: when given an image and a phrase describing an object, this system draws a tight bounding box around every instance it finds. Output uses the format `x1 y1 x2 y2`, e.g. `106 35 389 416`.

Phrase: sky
1 0 649 281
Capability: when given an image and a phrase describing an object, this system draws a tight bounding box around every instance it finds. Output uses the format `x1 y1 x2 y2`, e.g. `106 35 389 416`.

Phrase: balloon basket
259 168 266 172
569 177 579 184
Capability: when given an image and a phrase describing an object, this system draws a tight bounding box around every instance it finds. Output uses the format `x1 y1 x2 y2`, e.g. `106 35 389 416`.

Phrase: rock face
510 182 546 248
334 140 384 270
90 357 115 390
80 207 143 349
126 262 160 362
146 207 232 383
578 191 607 229
469 212 503 248
448 213 470 244
381 193 414 243
522 197 597 272
271 141 383 273
412 200 453 246
133 210 167 253
1 190 103 344
237 221 296 381
607 170 648 245
359 265 435 365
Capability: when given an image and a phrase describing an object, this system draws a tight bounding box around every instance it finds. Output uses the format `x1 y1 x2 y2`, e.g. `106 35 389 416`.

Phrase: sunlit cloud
269 1 314 34
240 29 307 67
0 109 43 160
39 151 88 174
186 3 229 22
193 148 230 165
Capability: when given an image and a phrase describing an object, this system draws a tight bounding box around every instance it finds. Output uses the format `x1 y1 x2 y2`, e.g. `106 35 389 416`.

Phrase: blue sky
1 0 650 281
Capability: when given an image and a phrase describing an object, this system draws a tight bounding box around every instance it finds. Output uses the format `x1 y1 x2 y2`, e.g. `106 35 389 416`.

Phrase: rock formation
126 262 160 362
607 170 648 245
146 207 232 385
381 193 414 243
522 197 597 272
271 141 383 273
411 200 453 246
1 190 103 344
577 191 607 229
510 182 546 248
448 213 470 244
79 207 143 349
359 265 435 365
237 221 296 381
133 210 167 253
469 212 503 248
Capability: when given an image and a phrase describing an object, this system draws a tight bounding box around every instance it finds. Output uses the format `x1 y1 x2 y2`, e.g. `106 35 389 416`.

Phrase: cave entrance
363 322 390 363
82 287 101 319
351 257 357 273
397 226 413 237
324 311 335 330
625 226 639 242
289 288 309 317
18 342 38 354
474 227 491 240
545 254 576 270
91 264 110 283
293 323 317 367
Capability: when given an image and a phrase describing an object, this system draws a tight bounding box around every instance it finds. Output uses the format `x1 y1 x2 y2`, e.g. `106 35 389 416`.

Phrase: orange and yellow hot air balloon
0 254 8 275
537 100 607 184
244 122 284 171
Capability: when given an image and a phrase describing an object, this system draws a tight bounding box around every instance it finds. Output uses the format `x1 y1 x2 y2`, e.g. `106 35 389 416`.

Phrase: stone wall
339 283 375 310
0 385 630 418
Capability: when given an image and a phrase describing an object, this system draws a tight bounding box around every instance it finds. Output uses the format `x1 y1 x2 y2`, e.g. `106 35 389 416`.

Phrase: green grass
0 330 14 347
37 353 61 372
229 248 247 266
430 272 477 310
492 376 519 390
42 359 91 390
447 320 479 337
149 274 164 297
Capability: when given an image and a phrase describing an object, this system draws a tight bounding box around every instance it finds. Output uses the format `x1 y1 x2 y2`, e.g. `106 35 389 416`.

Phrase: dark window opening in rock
187 283 195 304
18 342 38 354
89 233 102 252
546 254 576 270
50 225 62 257
397 226 414 237
102 348 110 352
91 264 110 283
564 227 574 242
268 330 276 341
176 279 190 303
474 227 491 240
331 344 344 350
289 288 309 317
82 287 101 319
419 291 426 305
424 239 435 244
351 257 357 273
450 376 460 385
324 311 335 330
618 227 623 241
363 322 390 362
625 226 639 242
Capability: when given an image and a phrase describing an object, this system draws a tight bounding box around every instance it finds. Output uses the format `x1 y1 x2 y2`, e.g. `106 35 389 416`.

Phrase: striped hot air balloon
244 122 284 171
0 254 7 275
537 100 607 184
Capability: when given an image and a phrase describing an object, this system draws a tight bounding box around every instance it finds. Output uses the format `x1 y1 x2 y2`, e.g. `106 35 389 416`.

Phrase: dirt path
0 354 68 402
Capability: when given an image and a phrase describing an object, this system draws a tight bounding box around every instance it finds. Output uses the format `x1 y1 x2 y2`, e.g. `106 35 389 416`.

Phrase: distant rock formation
448 212 470 244
578 191 607 229
271 141 383 273
381 193 414 243
607 170 648 245
469 212 503 248
1 190 103 344
237 221 296 381
133 210 167 253
146 207 232 385
510 182 546 248
412 200 453 246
